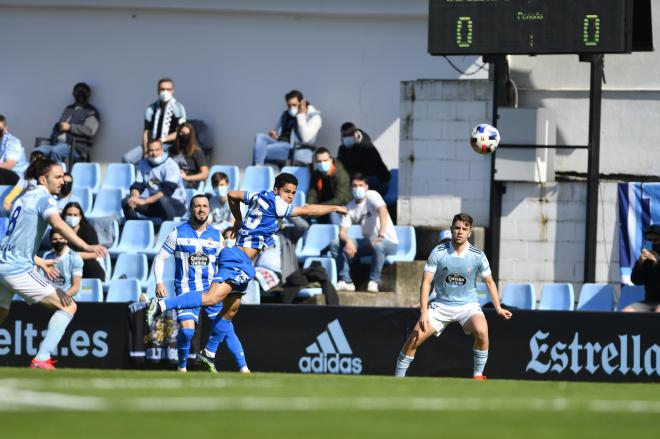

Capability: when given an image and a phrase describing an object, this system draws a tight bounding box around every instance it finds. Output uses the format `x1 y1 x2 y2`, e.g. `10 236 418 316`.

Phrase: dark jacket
307 160 352 206
50 103 100 153
337 130 390 182
631 252 660 302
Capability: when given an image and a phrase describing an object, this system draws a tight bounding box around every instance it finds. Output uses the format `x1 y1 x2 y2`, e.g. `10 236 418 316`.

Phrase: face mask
149 152 168 166
60 181 72 198
224 239 235 248
316 161 331 173
288 107 299 117
51 241 67 252
73 90 89 104
352 187 367 200
65 216 81 228
159 90 172 102
342 136 356 148
178 135 190 146
215 186 228 197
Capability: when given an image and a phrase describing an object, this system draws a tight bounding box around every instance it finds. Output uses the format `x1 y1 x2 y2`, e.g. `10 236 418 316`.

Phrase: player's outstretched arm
483 275 512 320
291 204 348 218
47 213 108 259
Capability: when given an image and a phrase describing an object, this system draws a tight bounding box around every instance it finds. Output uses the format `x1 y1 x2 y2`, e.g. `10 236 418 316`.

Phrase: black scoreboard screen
428 0 634 55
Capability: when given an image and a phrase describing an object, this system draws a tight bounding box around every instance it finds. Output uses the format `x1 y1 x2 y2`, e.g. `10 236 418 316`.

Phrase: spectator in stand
306 147 351 225
438 228 452 245
123 78 186 164
329 173 398 293
122 139 186 221
41 230 84 299
208 171 234 231
61 202 106 281
3 151 45 211
56 173 81 211
0 114 28 186
35 82 100 163
170 123 208 189
253 90 322 165
624 225 660 313
337 122 391 196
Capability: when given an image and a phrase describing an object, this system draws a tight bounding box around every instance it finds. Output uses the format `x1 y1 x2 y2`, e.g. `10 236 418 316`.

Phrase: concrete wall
0 0 485 168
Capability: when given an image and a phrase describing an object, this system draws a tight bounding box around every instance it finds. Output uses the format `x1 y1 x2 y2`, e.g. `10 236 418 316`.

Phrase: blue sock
224 321 247 369
164 291 203 311
35 310 73 361
176 327 195 369
473 349 488 376
394 352 414 377
204 317 230 357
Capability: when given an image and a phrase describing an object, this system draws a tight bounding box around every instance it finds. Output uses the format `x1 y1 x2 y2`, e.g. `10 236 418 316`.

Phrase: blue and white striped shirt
236 191 293 250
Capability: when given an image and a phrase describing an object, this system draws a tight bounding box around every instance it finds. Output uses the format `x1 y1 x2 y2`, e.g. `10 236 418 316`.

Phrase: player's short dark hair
158 77 174 88
452 213 474 228
351 172 368 183
315 147 331 157
189 194 210 210
211 172 229 186
285 89 303 102
275 172 298 189
340 122 356 135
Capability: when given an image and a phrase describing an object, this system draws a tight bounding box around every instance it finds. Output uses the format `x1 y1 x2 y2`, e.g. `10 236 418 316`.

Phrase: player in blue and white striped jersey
146 172 348 348
394 213 512 380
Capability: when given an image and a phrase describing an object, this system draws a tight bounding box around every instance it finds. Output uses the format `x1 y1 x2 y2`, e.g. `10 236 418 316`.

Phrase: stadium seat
617 285 646 311
77 279 103 302
88 188 124 219
538 283 575 311
105 279 141 302
242 280 261 304
298 257 337 298
71 162 101 194
144 220 181 256
476 282 490 306
501 283 536 309
384 168 398 206
102 253 112 284
297 224 339 262
240 166 274 192
101 163 135 192
205 164 240 191
293 190 306 208
281 166 311 193
358 225 417 264
109 220 154 257
143 254 176 293
576 283 614 311
143 277 176 299
72 187 93 215
111 253 149 284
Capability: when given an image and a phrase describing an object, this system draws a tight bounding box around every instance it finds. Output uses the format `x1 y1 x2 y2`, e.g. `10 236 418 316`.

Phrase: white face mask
149 152 168 166
224 239 235 248
288 107 299 117
65 216 81 228
215 186 229 197
159 90 172 102
342 136 356 147
352 187 367 200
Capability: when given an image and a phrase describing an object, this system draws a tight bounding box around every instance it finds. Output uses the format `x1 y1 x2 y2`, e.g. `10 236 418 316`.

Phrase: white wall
0 0 485 167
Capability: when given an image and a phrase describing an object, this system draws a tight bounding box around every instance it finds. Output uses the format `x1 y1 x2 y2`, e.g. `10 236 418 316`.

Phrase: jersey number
5 206 21 236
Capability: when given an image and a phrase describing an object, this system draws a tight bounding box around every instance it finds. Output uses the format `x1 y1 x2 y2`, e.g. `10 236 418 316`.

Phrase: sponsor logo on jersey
298 319 363 375
188 251 210 267
446 273 467 286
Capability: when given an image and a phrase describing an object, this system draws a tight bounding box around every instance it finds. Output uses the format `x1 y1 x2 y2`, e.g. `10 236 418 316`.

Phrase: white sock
35 310 73 361
473 349 488 376
395 352 414 377
203 348 216 359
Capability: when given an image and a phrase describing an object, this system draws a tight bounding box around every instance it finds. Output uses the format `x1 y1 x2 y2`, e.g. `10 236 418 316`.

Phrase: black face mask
73 90 89 104
51 241 67 252
178 135 190 146
60 181 72 198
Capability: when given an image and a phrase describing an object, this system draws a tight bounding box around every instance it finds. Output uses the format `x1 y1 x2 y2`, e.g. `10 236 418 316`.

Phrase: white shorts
0 270 57 310
427 301 484 337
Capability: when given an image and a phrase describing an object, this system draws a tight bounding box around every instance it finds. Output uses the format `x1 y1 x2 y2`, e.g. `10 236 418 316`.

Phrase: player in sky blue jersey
146 173 348 345
394 213 512 379
0 159 107 369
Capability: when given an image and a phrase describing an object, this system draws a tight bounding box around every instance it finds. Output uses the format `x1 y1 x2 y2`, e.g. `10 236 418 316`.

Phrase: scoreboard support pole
484 54 603 284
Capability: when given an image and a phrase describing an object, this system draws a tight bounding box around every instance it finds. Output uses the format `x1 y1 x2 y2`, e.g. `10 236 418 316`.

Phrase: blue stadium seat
101 163 135 192
111 253 149 284
357 225 416 264
109 220 154 257
143 251 177 294
240 166 274 192
71 162 101 194
476 282 490 306
185 188 197 205
617 285 646 311
77 279 103 302
144 220 181 256
102 253 112 285
206 165 240 191
72 187 93 215
576 283 614 311
384 168 398 206
143 277 176 299
242 280 261 304
502 283 536 310
297 224 339 262
89 188 124 219
293 190 306 208
281 166 311 193
538 283 575 311
105 279 141 302
298 257 337 298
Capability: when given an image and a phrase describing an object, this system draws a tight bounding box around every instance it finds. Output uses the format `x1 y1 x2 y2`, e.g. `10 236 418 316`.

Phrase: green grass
0 368 658 438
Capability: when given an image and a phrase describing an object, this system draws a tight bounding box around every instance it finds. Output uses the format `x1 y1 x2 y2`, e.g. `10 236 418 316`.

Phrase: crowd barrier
1 303 658 382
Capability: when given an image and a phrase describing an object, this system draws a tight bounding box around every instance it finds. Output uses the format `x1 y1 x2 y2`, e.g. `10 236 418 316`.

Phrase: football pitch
0 368 658 438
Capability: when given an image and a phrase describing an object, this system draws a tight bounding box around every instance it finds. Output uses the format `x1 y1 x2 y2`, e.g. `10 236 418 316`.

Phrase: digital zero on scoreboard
428 0 634 55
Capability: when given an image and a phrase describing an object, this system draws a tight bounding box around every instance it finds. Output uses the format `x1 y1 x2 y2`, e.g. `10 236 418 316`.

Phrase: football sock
394 352 414 377
473 349 489 376
176 327 195 370
164 291 203 311
35 310 73 361
224 321 247 369
204 317 230 356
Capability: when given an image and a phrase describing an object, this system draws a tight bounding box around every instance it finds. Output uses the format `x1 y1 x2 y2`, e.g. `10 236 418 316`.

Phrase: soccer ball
470 123 500 155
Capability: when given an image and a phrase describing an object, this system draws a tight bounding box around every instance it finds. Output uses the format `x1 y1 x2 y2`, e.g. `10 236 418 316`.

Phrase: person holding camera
623 225 660 313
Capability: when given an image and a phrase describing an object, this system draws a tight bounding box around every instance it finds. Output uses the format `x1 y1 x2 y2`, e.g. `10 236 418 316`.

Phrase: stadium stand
616 284 646 311
538 283 575 311
89 188 125 219
110 253 149 285
109 220 155 257
105 279 141 302
281 166 311 193
297 257 337 299
71 162 101 194
297 224 339 262
100 163 135 192
576 283 614 311
240 165 274 192
72 187 93 215
501 283 536 310
77 279 104 302
144 220 181 256
205 164 240 191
